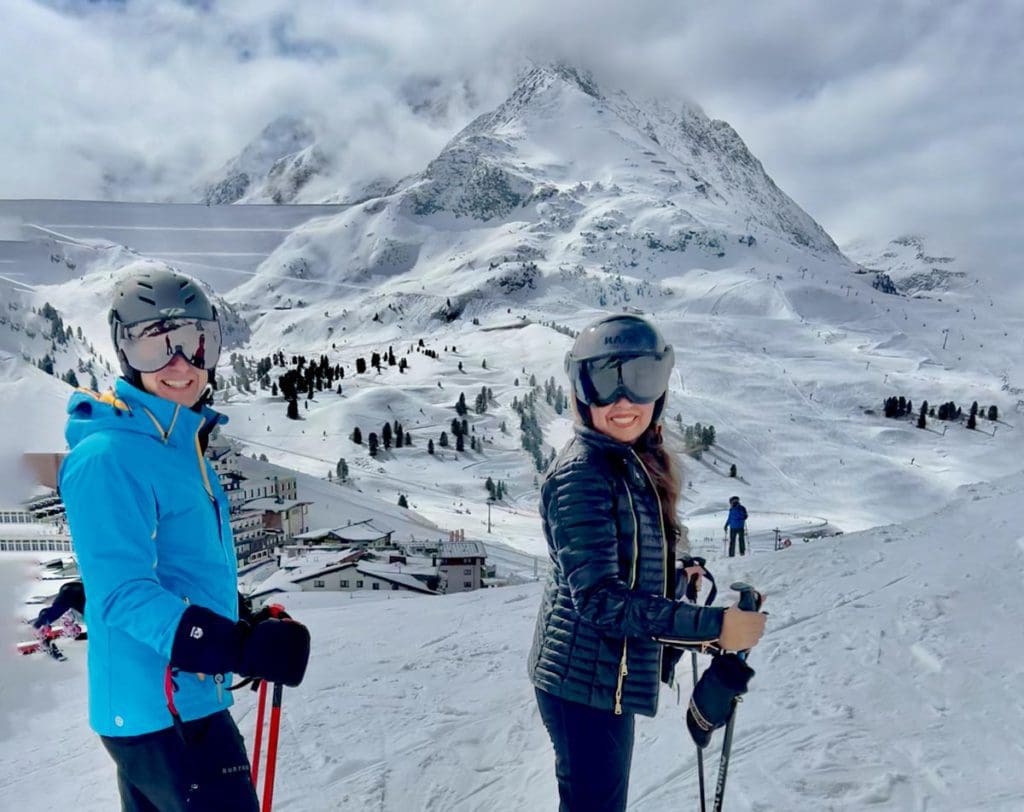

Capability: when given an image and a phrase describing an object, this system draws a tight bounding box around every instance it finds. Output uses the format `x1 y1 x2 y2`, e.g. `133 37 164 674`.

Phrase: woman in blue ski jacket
59 263 310 811
528 314 766 812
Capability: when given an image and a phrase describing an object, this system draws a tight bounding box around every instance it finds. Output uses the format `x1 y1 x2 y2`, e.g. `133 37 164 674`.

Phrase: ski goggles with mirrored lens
577 352 674 406
117 318 222 373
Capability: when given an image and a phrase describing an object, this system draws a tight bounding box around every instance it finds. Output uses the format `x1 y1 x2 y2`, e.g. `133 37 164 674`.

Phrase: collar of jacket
114 378 227 448
65 378 228 452
573 423 637 456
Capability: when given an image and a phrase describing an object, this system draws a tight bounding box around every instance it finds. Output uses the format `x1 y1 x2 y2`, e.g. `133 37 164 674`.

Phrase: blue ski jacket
726 504 748 529
59 379 238 737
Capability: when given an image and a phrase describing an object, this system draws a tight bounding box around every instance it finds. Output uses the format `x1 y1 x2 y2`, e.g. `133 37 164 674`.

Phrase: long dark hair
634 421 687 555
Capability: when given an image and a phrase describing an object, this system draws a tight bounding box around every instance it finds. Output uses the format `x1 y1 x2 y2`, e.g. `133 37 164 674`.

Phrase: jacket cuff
666 604 725 644
169 605 245 675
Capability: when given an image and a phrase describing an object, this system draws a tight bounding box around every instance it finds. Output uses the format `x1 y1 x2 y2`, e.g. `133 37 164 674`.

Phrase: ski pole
251 680 268 789
684 570 708 812
691 651 707 812
712 582 762 812
261 683 284 812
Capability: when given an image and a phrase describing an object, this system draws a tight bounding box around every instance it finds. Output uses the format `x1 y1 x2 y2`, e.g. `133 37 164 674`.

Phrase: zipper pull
214 673 224 704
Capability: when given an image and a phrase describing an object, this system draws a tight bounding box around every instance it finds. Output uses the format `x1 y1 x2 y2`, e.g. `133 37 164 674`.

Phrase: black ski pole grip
730 581 760 612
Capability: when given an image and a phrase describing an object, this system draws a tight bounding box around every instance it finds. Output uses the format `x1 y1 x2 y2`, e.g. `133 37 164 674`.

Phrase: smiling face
139 354 208 407
589 398 655 444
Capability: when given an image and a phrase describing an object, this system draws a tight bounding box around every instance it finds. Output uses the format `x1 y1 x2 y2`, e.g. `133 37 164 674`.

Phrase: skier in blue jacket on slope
59 263 310 811
724 495 748 557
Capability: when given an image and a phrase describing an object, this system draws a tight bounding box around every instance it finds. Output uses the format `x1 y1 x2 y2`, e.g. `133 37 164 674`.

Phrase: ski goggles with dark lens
117 318 221 373
577 352 674 406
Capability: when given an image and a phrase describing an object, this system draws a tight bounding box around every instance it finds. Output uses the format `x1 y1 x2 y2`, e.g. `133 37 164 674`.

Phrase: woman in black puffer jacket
528 314 765 812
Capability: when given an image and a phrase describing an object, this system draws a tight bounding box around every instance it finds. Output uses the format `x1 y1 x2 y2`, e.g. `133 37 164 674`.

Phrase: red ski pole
261 683 284 812
251 680 268 789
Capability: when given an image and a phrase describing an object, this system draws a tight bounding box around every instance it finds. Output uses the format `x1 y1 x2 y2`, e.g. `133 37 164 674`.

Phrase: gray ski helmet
565 314 674 425
109 264 219 385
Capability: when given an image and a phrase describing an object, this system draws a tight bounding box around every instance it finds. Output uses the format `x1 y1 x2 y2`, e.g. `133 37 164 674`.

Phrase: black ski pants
535 688 635 812
728 527 746 557
100 710 259 812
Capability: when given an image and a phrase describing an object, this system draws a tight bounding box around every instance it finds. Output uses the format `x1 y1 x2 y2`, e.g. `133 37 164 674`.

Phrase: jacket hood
66 378 228 452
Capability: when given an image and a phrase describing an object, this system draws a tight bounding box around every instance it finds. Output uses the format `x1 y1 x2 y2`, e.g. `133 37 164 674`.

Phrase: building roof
245 497 311 513
249 549 361 596
249 549 438 596
295 520 393 543
356 563 438 594
438 540 487 559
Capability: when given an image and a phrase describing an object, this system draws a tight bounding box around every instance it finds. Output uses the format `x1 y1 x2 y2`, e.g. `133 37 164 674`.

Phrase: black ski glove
170 605 311 687
686 653 755 748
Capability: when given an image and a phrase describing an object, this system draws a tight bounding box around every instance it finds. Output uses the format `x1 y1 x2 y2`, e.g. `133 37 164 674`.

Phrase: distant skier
59 264 311 811
724 496 748 557
528 315 766 812
32 579 86 632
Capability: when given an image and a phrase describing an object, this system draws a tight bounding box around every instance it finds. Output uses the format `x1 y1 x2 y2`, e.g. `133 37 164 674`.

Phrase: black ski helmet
108 263 220 389
565 313 674 426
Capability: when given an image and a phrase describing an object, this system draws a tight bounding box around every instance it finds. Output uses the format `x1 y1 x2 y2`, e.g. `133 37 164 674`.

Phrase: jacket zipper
193 425 231 566
630 451 671 690
615 479 641 715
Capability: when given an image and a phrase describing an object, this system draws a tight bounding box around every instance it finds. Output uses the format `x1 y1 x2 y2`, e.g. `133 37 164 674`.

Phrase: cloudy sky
1 0 1020 280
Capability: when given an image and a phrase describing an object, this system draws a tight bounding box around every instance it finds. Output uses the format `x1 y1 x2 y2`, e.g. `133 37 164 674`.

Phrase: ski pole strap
164 666 186 740
677 557 718 606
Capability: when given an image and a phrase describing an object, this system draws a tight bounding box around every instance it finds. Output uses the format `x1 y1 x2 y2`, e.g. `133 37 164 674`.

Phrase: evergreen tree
89 372 98 390
988 405 999 421
439 431 449 448
382 422 392 449
485 477 495 498
351 426 362 444
967 412 977 430
287 399 300 420
368 432 379 456
428 438 435 455
336 458 349 481
456 433 465 452
356 357 367 374
398 494 408 508
62 369 79 387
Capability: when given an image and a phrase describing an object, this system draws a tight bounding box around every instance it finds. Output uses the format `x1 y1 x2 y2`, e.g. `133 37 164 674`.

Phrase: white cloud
2 0 1020 281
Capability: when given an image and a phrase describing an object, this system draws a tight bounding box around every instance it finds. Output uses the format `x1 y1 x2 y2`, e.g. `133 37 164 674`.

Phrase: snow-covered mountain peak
199 115 320 205
396 63 839 254
844 234 969 297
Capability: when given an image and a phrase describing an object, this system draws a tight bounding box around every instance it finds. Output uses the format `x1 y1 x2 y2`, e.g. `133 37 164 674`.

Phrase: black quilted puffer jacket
528 425 724 717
